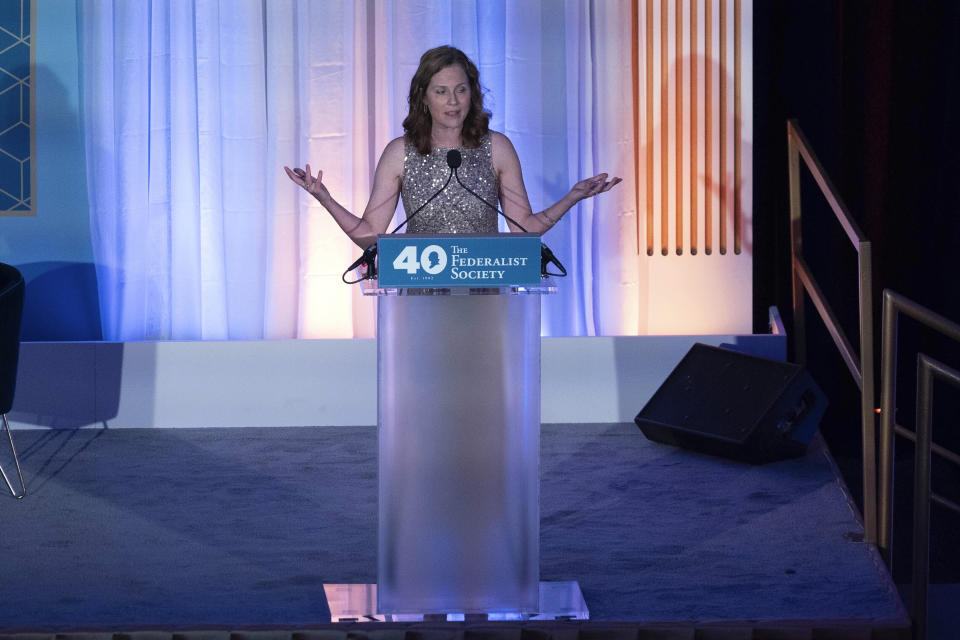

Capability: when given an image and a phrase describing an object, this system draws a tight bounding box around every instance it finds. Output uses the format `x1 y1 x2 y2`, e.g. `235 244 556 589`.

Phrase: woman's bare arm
492 132 621 234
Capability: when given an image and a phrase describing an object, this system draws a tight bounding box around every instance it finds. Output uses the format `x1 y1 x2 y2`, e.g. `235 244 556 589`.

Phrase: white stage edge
9 310 785 429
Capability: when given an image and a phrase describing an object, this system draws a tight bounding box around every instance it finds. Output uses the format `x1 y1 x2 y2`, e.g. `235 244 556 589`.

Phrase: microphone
342 242 379 284
446 149 462 170
540 244 567 277
450 149 567 278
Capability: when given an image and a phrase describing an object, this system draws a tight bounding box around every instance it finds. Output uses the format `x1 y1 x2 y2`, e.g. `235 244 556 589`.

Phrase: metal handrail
911 354 960 640
879 290 960 564
787 119 877 543
893 423 960 468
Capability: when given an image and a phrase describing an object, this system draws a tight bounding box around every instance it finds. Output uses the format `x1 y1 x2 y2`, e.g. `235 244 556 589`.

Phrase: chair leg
1 413 25 499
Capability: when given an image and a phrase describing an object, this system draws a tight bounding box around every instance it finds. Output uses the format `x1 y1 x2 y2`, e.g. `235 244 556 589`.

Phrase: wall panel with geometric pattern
0 0 34 215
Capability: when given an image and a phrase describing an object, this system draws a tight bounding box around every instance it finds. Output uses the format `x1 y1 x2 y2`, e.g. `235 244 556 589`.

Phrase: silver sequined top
400 134 499 234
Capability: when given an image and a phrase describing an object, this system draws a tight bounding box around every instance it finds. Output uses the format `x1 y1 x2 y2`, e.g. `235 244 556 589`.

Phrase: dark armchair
0 263 26 498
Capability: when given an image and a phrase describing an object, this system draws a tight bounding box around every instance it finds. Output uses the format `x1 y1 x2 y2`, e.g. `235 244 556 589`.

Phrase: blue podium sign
377 233 542 288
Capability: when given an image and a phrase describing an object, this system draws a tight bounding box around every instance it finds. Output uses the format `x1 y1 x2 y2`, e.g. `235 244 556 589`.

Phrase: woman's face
424 65 471 132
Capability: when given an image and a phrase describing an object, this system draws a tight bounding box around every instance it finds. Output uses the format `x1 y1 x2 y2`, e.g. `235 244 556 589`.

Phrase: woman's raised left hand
568 173 622 202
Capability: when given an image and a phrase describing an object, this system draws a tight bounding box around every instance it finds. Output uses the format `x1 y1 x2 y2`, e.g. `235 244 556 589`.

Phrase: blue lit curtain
79 0 637 340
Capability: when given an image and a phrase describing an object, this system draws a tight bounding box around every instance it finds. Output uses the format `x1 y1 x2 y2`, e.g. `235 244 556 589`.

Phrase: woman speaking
285 45 620 247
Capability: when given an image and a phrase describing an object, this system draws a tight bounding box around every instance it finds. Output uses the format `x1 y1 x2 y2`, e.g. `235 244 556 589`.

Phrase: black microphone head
446 149 462 169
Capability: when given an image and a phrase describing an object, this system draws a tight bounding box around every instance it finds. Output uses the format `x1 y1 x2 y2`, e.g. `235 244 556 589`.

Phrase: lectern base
323 581 589 622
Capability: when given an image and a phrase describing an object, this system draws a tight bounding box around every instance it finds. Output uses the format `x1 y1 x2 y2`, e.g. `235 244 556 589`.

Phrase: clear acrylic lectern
372 285 551 617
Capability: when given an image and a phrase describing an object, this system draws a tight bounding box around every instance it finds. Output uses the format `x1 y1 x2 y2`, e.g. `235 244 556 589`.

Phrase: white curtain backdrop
79 0 637 340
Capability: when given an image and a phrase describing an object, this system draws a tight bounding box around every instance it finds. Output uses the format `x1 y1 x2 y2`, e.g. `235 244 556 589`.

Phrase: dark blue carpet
0 424 906 630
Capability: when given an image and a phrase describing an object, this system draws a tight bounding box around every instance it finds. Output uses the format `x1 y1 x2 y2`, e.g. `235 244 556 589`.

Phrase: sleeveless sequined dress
400 134 499 233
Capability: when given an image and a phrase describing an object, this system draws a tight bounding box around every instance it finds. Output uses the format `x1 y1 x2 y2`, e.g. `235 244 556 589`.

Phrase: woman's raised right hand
284 163 331 204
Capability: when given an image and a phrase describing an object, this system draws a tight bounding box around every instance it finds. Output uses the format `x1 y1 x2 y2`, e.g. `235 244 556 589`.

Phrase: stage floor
0 424 907 632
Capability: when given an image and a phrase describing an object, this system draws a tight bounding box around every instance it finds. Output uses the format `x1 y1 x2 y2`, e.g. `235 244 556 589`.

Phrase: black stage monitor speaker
634 343 827 464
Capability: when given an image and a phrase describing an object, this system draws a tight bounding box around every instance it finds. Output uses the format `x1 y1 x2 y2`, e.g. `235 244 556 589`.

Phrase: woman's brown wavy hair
402 46 491 155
